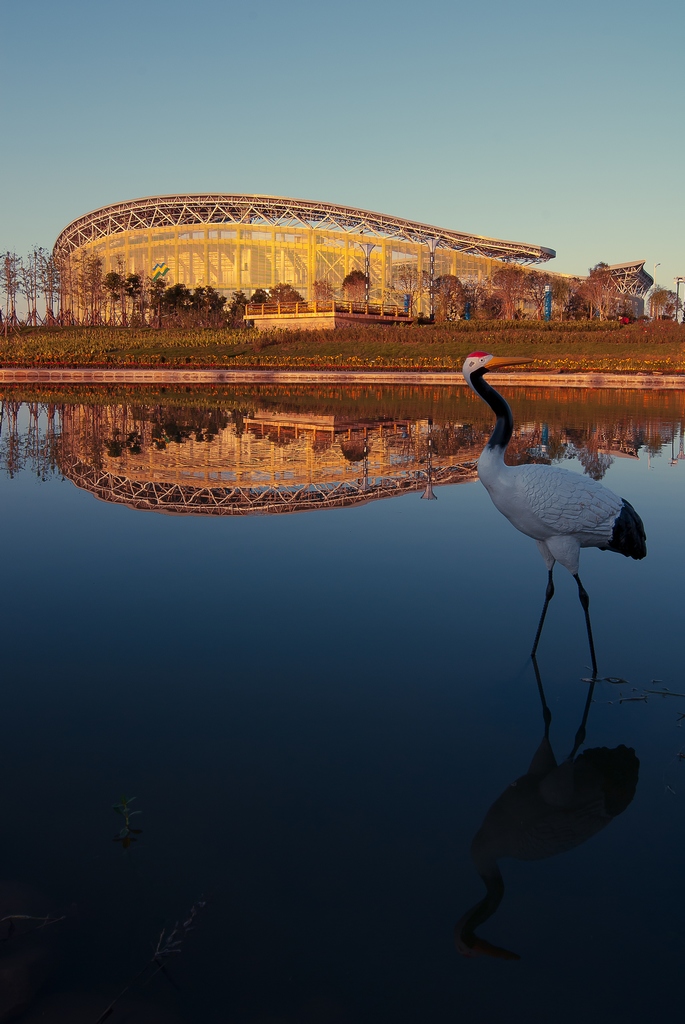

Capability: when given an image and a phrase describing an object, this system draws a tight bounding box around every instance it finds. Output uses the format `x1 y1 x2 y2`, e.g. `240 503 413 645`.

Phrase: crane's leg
531 568 555 659
568 675 597 759
573 573 597 678
531 653 552 737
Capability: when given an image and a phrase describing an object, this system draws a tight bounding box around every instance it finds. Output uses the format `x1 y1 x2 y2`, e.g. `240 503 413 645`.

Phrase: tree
161 283 193 313
391 263 421 314
462 279 501 320
650 286 677 319
74 252 104 323
250 288 270 305
103 271 124 323
227 289 249 326
149 277 168 327
549 276 582 321
3 252 21 330
341 270 367 302
492 265 527 319
38 248 60 322
580 263 616 320
312 278 335 302
526 270 552 320
125 273 143 323
269 282 304 304
191 286 227 323
20 249 41 326
433 275 464 321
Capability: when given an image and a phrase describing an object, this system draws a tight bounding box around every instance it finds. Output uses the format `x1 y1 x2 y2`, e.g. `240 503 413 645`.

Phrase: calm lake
0 382 683 1024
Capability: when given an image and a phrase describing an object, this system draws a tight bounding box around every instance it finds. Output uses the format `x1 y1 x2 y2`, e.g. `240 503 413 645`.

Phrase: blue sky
1 0 682 288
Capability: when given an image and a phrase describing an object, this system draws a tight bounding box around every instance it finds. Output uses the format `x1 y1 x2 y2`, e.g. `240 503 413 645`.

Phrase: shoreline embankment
1 367 684 389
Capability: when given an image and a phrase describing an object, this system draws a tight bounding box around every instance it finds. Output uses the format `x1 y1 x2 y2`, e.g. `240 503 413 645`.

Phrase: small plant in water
94 898 206 1023
113 795 142 848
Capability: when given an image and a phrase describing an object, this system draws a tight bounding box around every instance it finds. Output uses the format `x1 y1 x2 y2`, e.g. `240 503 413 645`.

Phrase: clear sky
1 0 682 289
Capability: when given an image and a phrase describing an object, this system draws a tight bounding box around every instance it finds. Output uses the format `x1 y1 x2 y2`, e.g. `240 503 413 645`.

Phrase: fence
245 299 412 319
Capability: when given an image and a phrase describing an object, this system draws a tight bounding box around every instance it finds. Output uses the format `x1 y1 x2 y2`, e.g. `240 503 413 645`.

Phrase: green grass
2 321 684 372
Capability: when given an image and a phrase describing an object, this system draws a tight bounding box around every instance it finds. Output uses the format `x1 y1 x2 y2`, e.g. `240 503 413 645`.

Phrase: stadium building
53 193 653 318
53 193 556 312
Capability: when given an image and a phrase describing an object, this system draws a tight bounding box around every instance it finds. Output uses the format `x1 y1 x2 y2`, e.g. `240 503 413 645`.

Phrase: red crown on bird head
466 351 489 359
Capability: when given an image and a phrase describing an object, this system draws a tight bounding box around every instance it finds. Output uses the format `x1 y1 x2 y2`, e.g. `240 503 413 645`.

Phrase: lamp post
421 417 437 499
425 238 438 321
359 243 375 304
362 437 369 491
650 263 661 318
675 277 684 325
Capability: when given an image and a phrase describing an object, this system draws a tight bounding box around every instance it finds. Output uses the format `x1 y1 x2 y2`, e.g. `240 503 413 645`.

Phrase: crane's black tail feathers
608 499 647 560
576 745 639 816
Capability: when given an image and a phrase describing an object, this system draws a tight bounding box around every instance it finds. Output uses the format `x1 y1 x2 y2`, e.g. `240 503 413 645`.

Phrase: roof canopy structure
62 459 478 516
607 261 654 297
54 193 556 266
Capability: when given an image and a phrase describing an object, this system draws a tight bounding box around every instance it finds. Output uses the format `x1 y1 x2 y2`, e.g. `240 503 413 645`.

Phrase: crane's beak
485 356 533 370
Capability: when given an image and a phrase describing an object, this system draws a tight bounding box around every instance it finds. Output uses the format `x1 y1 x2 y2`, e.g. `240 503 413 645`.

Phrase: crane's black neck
471 368 513 451
455 867 519 960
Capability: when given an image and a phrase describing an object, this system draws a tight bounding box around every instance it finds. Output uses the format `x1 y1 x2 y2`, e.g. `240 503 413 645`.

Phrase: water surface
0 384 683 1023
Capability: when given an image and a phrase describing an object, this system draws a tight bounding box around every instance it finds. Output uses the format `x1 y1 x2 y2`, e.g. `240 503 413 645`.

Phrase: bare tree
38 248 60 322
492 265 527 319
59 253 81 325
20 248 42 326
526 270 551 320
313 278 335 302
580 263 616 320
391 262 421 313
77 252 104 323
2 252 21 332
115 257 128 326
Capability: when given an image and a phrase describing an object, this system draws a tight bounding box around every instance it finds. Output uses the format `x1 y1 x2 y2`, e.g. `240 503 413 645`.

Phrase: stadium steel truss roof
62 459 478 516
53 194 557 265
607 261 654 297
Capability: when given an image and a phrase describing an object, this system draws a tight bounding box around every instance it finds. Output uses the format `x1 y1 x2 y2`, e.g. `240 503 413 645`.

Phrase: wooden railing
245 299 411 318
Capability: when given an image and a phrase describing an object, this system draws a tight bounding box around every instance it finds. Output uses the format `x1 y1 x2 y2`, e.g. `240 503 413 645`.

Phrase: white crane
462 352 646 673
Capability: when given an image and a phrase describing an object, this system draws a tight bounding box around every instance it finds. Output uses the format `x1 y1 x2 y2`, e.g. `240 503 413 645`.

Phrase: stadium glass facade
53 194 556 315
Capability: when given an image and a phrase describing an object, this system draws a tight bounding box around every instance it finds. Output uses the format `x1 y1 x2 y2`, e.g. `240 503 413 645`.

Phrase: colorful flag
152 261 170 281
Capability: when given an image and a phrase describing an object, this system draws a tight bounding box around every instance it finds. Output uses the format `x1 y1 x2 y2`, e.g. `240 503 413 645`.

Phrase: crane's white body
477 445 623 575
461 351 644 672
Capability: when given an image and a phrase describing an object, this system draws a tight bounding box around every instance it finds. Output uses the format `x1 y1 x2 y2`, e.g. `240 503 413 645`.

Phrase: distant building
606 261 654 317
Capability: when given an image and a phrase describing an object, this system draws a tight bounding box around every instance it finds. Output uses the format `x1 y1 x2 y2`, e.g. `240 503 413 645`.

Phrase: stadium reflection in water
55 404 478 515
2 382 682 513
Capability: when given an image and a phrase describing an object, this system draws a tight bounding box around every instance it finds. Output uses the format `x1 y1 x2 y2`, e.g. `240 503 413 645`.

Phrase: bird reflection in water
455 656 639 960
